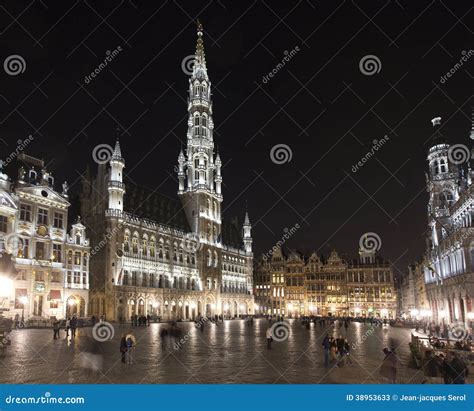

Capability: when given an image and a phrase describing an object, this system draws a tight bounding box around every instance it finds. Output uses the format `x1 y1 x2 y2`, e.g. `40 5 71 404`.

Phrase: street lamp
18 295 28 322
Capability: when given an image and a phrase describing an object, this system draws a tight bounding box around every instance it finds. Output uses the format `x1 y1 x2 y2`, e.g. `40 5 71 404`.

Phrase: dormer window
29 170 37 180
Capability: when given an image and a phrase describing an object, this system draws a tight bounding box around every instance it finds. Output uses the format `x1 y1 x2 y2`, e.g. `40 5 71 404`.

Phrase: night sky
0 1 472 278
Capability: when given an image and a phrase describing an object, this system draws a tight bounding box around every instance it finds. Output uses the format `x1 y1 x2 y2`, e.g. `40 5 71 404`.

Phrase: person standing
70 315 77 339
322 334 330 368
450 352 469 384
119 334 127 363
53 320 60 339
380 348 397 383
266 326 273 349
65 317 71 339
125 333 135 364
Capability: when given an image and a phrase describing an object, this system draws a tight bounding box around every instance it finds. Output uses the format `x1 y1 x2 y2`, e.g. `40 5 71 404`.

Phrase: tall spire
193 20 208 80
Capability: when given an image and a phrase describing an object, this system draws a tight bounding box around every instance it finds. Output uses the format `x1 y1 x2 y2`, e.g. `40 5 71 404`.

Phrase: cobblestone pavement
0 319 427 384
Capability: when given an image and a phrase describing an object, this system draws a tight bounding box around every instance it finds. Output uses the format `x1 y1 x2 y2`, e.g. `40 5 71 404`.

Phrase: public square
1 319 427 384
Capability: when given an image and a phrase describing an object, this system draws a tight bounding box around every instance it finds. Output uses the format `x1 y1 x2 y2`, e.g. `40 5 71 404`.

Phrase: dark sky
0 0 472 278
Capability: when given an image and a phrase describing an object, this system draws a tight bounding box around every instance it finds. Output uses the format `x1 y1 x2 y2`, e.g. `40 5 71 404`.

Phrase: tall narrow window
37 208 48 225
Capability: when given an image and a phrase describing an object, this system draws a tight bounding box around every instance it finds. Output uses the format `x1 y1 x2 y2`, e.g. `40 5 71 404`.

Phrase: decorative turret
108 130 125 212
426 116 457 248
243 211 252 253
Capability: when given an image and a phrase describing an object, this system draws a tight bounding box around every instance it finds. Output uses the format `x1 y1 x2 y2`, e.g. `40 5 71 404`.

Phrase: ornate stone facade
80 24 254 321
0 153 90 320
254 248 396 318
423 116 474 326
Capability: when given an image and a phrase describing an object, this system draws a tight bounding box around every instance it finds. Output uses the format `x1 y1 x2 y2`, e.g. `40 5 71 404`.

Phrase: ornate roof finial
431 117 442 127
194 20 207 74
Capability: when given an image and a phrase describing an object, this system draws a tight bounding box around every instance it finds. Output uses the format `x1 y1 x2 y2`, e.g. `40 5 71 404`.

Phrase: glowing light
18 296 28 305
410 309 419 317
354 307 361 314
467 312 474 320
0 276 13 298
178 301 183 307
223 303 229 310
367 307 373 313
68 298 76 306
190 302 196 309
381 308 388 317
287 303 293 311
152 302 159 308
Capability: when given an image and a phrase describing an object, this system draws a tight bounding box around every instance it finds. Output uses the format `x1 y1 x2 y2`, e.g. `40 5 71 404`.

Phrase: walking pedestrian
266 326 273 349
380 348 397 383
322 334 330 368
65 317 71 338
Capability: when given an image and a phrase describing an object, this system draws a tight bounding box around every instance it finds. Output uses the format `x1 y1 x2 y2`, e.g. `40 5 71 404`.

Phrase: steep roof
123 179 190 232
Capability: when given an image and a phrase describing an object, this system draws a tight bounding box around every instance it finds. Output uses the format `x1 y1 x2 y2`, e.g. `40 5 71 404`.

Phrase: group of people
52 315 78 340
423 349 469 384
130 314 152 327
321 334 352 367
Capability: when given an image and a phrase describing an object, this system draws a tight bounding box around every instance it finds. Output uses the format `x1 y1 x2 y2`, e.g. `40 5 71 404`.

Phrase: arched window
207 250 212 267
124 234 130 253
150 239 155 257
132 234 139 254
214 251 218 267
